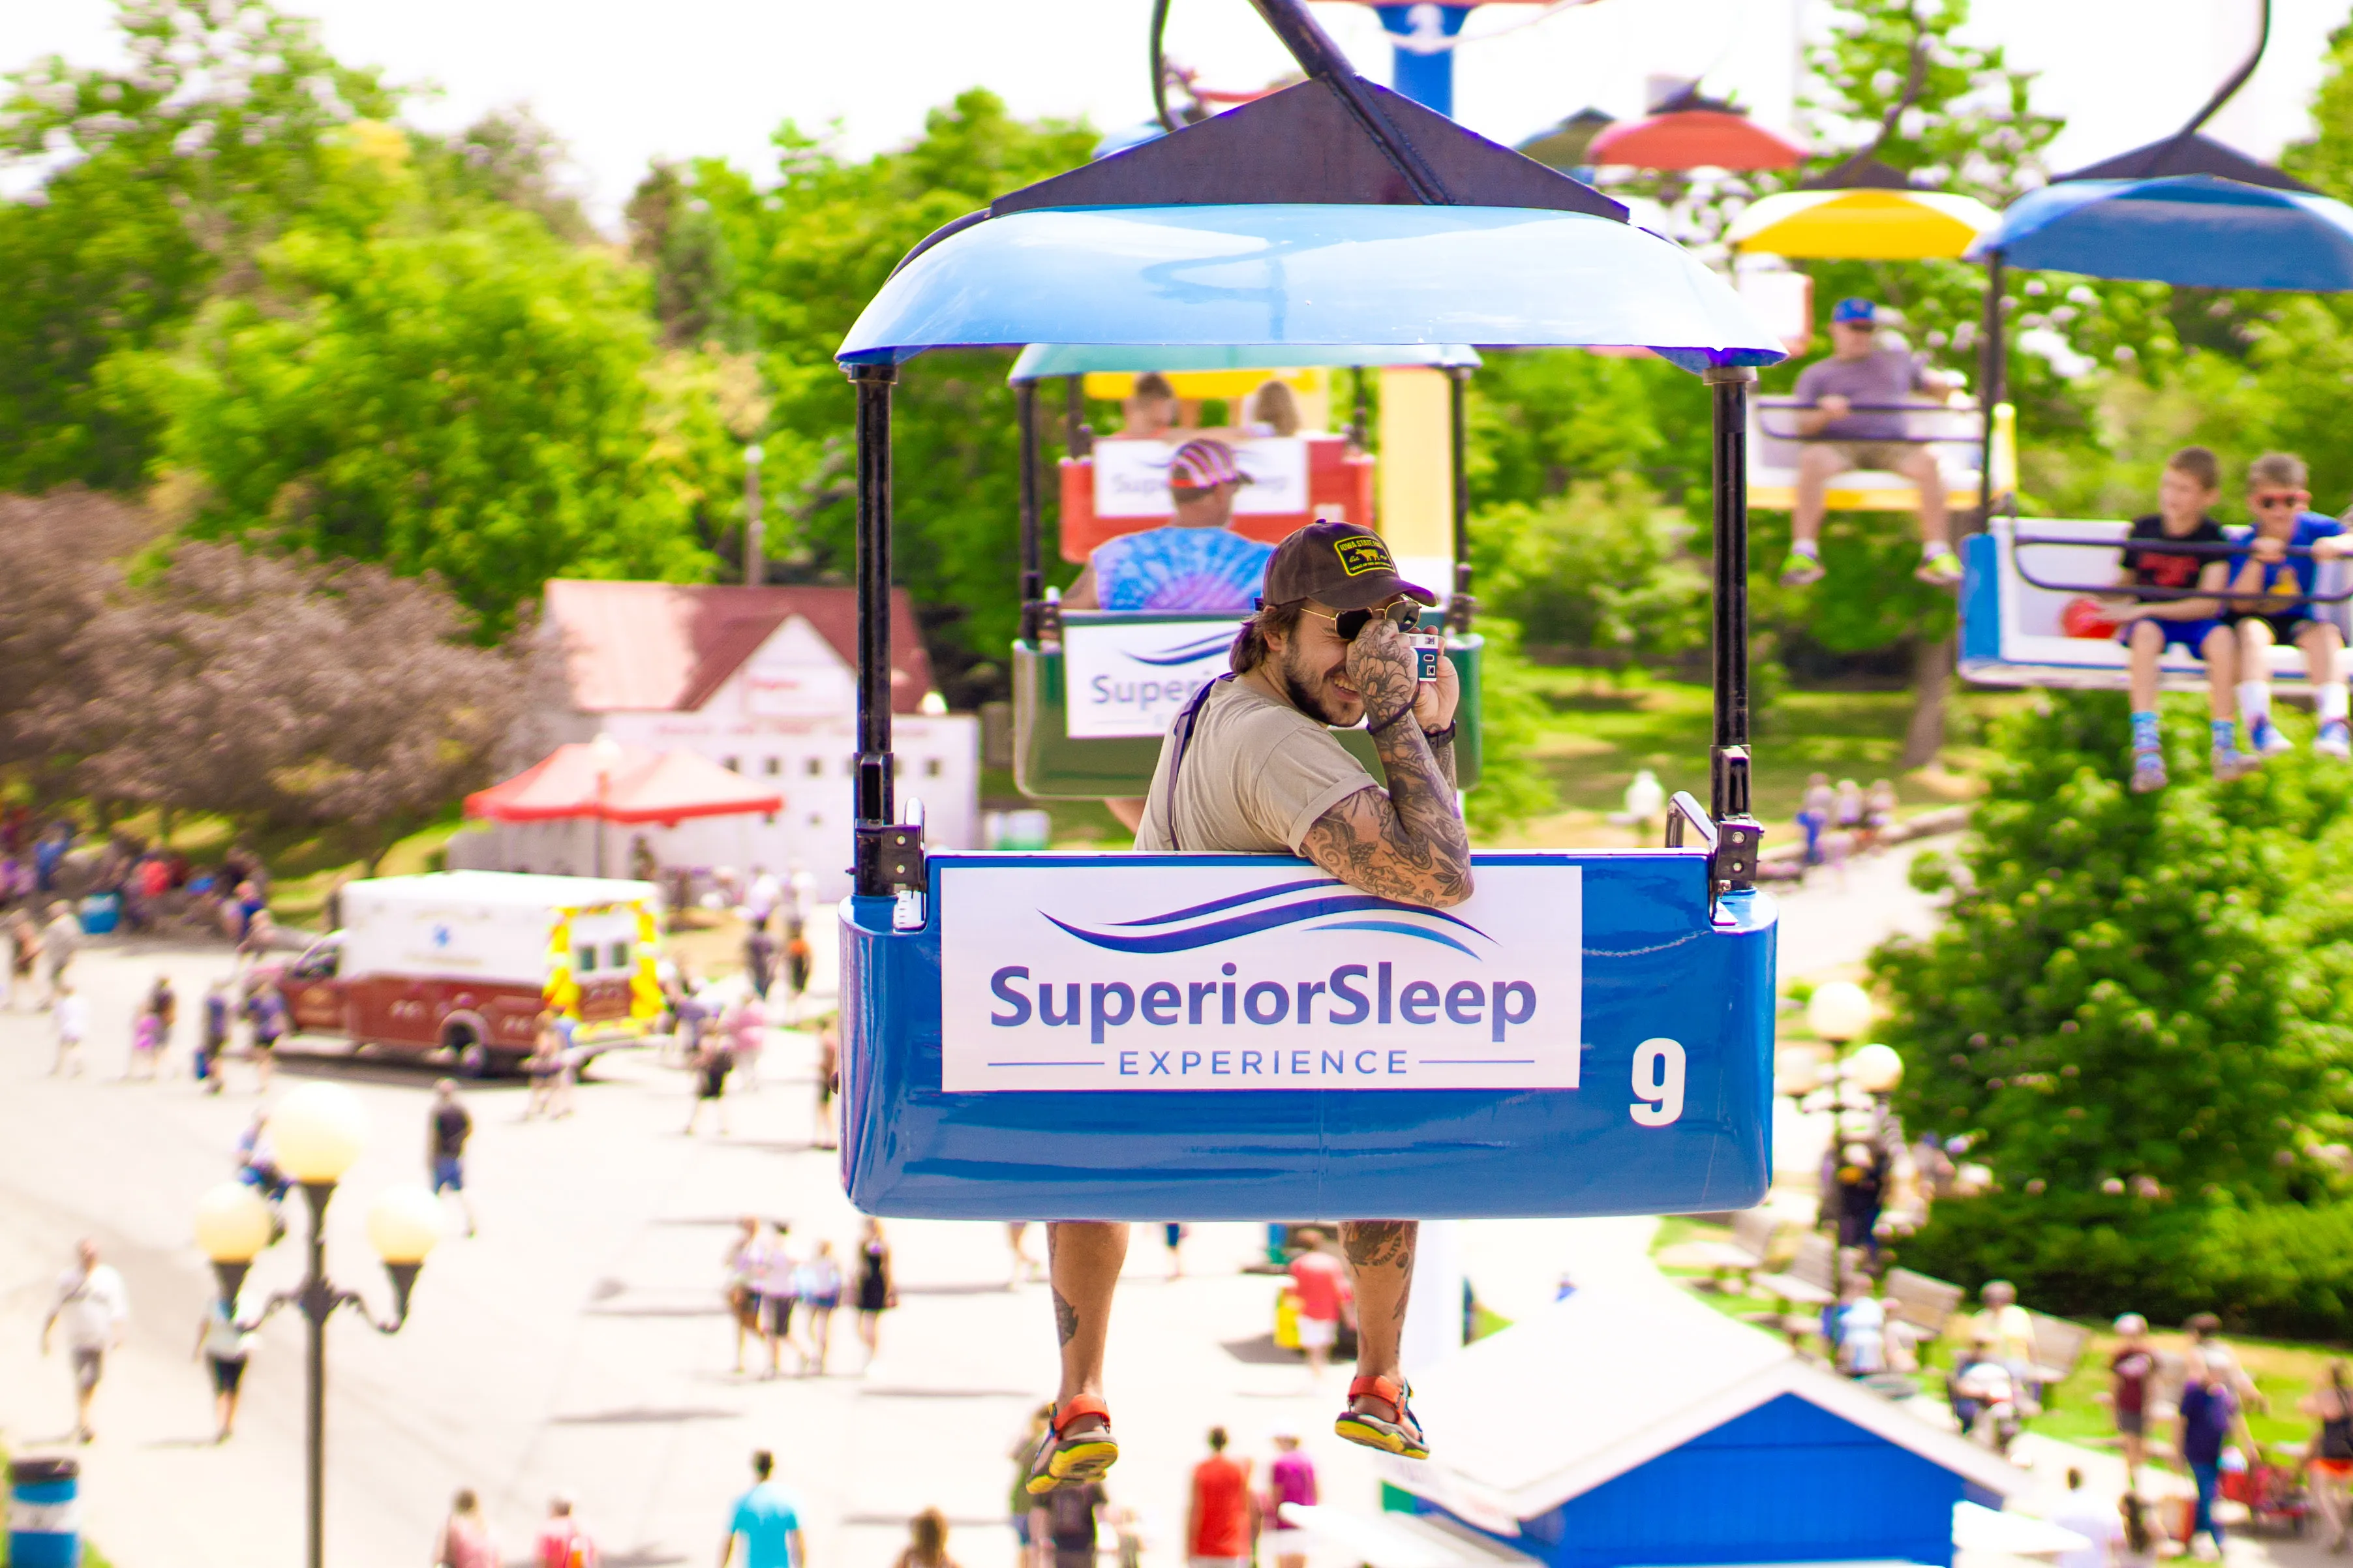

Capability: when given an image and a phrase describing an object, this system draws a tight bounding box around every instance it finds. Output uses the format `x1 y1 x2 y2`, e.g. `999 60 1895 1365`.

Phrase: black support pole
1704 365 1762 893
1245 0 1453 204
1977 250 2007 524
1017 378 1042 643
1447 363 1474 633
851 363 898 896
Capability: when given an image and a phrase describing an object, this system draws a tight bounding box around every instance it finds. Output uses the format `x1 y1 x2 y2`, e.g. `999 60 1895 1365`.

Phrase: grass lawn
1652 1220 2348 1461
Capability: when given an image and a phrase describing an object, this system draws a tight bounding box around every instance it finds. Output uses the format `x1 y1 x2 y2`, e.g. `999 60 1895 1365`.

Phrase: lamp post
195 1083 438 1568
590 732 623 879
743 442 765 586
1801 982 1874 1320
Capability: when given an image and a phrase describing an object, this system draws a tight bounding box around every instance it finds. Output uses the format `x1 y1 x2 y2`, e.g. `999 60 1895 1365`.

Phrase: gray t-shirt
1791 347 1932 440
1134 678 1374 854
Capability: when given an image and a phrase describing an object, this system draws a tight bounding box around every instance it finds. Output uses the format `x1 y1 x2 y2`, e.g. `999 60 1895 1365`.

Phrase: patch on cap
1333 534 1395 577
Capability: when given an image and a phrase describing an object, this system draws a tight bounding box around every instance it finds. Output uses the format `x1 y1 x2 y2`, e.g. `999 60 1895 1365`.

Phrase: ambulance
258 871 665 1075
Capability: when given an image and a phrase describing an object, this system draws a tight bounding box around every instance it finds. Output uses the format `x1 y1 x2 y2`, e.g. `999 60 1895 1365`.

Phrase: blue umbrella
1969 174 2353 292
836 202 1783 373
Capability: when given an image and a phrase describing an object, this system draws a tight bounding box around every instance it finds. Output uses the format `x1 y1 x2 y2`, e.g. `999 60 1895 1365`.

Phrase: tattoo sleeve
1299 631 1472 907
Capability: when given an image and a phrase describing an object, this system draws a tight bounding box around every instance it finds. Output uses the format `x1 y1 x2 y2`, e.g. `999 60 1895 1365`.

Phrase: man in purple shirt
1781 297 1966 591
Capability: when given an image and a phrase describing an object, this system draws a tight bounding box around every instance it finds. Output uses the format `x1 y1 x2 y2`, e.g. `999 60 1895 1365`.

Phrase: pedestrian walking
726 1216 765 1374
798 1240 843 1375
243 978 286 1091
894 1507 960 1568
685 1027 733 1136
193 1285 254 1442
1286 1229 1350 1381
753 1224 801 1378
813 1018 839 1151
1011 1405 1053 1560
194 977 231 1094
52 979 87 1076
1185 1426 1256 1568
40 899 79 1006
2052 1468 2123 1568
2302 1362 2353 1549
1007 1222 1042 1288
746 922 777 1001
40 1239 128 1443
129 978 168 1080
1033 1475 1105 1568
433 1488 502 1568
7 909 38 1009
855 1218 896 1371
2179 1359 2238 1559
526 1010 565 1120
729 991 769 1091
1265 1430 1315 1568
1162 1224 1189 1280
535 1494 598 1567
784 922 812 1001
431 1079 480 1236
2108 1314 2155 1475
720 1449 806 1568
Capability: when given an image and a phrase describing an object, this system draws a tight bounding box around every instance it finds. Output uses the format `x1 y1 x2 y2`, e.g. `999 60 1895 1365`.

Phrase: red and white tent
466 742 783 828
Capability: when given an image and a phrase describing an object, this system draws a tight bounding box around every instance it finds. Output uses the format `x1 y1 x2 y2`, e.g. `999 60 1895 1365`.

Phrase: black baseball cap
1261 520 1436 612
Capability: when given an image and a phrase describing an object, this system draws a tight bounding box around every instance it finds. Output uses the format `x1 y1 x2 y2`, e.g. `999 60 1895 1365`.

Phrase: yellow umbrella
1729 188 2002 260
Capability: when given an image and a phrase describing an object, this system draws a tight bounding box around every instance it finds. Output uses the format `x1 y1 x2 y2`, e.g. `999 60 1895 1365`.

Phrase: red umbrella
1588 110 1805 172
466 743 783 828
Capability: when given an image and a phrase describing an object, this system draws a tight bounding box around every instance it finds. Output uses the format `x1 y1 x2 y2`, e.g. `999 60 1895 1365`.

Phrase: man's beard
1277 641 1344 726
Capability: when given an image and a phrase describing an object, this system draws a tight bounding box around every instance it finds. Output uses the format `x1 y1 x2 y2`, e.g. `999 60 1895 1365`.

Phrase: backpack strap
1151 674 1233 854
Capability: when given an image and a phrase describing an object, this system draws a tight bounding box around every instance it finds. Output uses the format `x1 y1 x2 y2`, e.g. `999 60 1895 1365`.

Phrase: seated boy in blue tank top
2227 451 2353 761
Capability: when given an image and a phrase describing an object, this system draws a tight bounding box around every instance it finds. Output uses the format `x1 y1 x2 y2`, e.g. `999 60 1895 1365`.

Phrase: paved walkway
0 937 1658 1568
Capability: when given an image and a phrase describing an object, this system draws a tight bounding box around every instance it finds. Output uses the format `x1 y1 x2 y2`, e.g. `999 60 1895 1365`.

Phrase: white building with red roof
453 580 976 903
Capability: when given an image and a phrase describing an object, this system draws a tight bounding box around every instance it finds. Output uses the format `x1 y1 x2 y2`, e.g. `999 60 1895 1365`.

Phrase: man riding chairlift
1778 297 1967 591
1063 436 1275 614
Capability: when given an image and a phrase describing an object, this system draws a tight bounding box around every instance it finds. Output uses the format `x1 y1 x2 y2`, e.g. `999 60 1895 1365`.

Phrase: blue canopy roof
1971 175 2353 291
1008 341 1483 381
837 204 1784 376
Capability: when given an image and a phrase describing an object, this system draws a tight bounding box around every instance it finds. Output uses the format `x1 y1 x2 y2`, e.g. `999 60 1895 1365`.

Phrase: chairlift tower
1320 1 1558 119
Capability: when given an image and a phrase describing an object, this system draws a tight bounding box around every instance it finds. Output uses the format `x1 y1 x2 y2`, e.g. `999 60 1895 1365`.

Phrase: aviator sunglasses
1296 598 1422 641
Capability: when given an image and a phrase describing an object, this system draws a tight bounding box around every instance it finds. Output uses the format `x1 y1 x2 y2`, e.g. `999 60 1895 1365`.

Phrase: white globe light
367 1185 444 1265
1806 981 1873 1044
194 1182 274 1264
1846 1041 1905 1094
270 1082 369 1184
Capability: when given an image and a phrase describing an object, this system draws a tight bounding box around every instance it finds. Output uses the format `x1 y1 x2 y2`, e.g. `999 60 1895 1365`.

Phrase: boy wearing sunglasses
2227 452 2353 760
1026 522 1466 1498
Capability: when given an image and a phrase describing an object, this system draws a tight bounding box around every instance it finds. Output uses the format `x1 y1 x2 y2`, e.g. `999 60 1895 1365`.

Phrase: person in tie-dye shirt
1065 438 1273 614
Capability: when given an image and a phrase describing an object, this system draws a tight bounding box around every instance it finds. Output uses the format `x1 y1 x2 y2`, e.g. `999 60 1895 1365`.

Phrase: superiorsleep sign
939 863 1580 1092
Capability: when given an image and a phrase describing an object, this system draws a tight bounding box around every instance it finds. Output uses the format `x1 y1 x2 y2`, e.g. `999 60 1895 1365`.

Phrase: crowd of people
1010 1413 1317 1568
721 1214 893 1379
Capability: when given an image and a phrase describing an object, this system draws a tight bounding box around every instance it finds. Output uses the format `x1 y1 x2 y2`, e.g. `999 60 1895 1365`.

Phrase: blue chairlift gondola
1006 342 1491 798
832 0 1785 1222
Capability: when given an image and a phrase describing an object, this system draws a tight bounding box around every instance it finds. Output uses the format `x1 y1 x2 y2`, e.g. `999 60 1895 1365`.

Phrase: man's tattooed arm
1298 622 1472 908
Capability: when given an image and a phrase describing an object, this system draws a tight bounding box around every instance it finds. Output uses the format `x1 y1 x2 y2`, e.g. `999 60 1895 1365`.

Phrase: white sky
11 0 2348 227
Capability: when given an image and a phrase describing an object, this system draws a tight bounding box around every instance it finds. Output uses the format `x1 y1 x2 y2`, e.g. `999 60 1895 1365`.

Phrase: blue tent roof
1008 341 1483 382
1971 174 2353 290
837 204 1785 374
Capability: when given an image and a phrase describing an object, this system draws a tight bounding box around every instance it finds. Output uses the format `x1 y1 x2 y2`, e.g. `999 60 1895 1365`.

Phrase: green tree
1474 477 1708 663
0 0 397 493
134 200 725 634
671 91 1099 676
1876 692 2353 1204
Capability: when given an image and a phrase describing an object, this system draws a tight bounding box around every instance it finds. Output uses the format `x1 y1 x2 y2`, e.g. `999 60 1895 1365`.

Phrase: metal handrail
1755 398 1984 446
1665 791 1719 852
2009 530 2353 604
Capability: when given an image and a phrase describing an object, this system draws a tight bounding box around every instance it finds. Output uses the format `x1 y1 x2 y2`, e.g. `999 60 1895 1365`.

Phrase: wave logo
1122 629 1235 669
1044 876 1493 960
